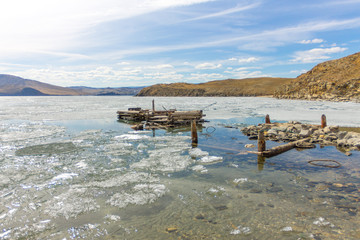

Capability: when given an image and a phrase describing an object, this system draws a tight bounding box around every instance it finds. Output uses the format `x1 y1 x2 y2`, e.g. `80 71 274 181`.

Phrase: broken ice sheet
45 187 99 219
192 165 208 173
106 183 166 208
130 147 194 173
198 156 223 165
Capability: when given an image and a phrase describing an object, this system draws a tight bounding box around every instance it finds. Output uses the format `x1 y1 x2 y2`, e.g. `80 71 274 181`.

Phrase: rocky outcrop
275 52 360 102
242 122 360 152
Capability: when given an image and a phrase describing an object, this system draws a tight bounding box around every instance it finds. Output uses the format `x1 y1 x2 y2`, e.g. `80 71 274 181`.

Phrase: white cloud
195 63 222 69
228 58 237 61
238 57 259 63
185 2 261 21
147 64 174 69
291 47 347 63
0 0 212 54
189 73 225 81
299 38 324 44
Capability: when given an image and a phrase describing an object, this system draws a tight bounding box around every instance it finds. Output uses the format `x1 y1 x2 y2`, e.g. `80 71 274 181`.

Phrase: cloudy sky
1 0 360 87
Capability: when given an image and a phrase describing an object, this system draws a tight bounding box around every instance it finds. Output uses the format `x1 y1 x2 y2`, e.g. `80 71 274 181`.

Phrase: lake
0 96 359 239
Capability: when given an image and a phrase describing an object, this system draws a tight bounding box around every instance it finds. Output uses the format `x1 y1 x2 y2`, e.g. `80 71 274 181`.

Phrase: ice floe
107 183 166 208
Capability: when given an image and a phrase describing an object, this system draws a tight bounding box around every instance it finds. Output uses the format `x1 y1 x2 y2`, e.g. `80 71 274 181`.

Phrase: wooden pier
117 101 205 129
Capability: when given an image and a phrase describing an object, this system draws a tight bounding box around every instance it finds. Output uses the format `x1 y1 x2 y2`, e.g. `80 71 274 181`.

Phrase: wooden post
321 114 326 128
258 131 266 152
152 99 155 113
191 120 198 147
257 156 265 171
265 114 271 124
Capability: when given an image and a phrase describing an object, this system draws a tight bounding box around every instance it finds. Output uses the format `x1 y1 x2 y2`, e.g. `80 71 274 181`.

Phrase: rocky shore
241 122 360 153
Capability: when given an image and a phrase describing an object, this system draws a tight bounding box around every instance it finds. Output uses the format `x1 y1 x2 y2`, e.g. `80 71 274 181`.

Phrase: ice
280 226 293 232
233 178 248 184
107 183 166 208
189 148 209 158
0 174 11 186
0 122 65 142
230 226 251 235
130 147 193 172
15 142 78 156
51 173 78 181
198 156 223 165
115 134 150 140
87 172 159 188
191 165 208 173
313 217 334 227
45 187 100 219
0 230 11 239
104 214 121 222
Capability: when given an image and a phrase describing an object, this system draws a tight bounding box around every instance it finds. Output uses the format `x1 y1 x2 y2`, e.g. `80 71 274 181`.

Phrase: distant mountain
136 78 293 97
68 86 143 96
0 74 143 96
0 74 80 96
275 52 360 102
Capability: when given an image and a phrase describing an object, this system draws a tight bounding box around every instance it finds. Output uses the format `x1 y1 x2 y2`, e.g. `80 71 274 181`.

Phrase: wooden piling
191 120 198 147
152 99 155 113
321 114 327 128
265 114 271 124
258 131 266 152
248 138 311 158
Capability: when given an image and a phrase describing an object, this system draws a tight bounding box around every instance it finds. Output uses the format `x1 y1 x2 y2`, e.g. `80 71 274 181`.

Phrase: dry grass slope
137 78 293 97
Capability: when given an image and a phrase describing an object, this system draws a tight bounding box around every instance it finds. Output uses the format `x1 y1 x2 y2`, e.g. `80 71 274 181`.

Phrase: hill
136 77 293 97
274 52 360 102
0 74 80 96
0 74 143 96
68 86 143 96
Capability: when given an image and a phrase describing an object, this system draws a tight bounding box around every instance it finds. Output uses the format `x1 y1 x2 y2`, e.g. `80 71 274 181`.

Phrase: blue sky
1 0 360 87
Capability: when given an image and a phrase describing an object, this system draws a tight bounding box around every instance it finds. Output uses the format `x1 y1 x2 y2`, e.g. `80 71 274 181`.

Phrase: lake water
0 96 359 239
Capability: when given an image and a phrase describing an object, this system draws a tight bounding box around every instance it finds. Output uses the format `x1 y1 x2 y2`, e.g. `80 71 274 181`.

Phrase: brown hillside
275 52 360 102
137 78 293 97
0 74 80 96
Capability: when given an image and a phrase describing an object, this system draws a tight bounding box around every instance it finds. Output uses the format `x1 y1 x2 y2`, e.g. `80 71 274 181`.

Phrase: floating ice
189 148 209 158
87 172 159 188
115 134 150 140
313 217 334 227
192 165 208 173
230 226 251 235
233 178 248 184
45 187 99 219
104 214 121 222
281 226 293 232
0 174 11 186
15 142 78 156
131 147 193 173
198 156 223 165
51 173 78 181
107 183 166 208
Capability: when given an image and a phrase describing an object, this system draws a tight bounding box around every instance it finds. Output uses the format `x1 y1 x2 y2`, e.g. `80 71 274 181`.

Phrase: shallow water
0 96 359 239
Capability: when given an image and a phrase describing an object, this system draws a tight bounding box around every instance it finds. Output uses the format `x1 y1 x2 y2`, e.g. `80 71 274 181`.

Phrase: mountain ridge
0 74 143 96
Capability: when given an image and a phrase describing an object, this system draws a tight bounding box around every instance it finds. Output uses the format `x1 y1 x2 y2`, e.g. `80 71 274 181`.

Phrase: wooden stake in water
265 114 271 124
321 114 327 128
258 131 266 152
152 99 155 113
191 120 198 147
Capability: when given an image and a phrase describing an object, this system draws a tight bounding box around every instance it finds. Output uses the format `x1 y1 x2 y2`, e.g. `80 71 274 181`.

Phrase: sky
0 0 360 87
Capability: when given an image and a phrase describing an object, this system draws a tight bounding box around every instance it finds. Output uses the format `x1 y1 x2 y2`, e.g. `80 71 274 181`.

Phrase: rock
299 129 311 137
166 227 178 233
345 151 352 156
245 144 255 148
